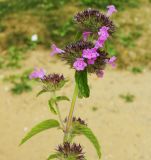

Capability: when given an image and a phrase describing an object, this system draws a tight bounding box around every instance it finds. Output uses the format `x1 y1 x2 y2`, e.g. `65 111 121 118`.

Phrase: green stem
66 83 79 133
53 92 65 130
55 102 65 130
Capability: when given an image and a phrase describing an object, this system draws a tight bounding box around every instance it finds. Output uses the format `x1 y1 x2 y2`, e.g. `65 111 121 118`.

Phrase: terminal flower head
74 8 116 34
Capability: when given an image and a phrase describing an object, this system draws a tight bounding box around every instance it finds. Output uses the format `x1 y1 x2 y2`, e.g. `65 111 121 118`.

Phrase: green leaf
47 154 59 160
75 70 90 98
20 119 59 145
48 98 57 115
73 124 101 159
56 96 70 102
36 89 47 97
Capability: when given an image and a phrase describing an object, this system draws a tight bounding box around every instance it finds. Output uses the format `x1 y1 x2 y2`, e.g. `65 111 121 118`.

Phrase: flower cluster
74 8 115 33
60 40 112 76
42 74 66 91
64 117 87 126
50 6 117 78
61 40 94 65
29 69 66 91
56 142 85 160
42 74 64 84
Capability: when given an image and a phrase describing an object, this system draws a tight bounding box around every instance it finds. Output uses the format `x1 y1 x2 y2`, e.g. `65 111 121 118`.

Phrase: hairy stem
66 83 79 133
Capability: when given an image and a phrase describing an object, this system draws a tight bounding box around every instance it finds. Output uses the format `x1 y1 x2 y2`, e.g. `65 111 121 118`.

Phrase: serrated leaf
36 89 47 97
75 70 90 98
56 96 70 102
20 119 59 145
47 154 59 160
48 98 57 115
73 124 101 159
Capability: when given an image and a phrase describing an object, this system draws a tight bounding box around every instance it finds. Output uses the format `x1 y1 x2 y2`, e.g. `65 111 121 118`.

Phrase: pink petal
87 58 97 65
29 68 45 79
50 44 65 56
109 56 117 63
107 5 117 16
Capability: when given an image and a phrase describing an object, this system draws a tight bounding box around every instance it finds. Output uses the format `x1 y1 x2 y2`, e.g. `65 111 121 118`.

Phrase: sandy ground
0 49 151 160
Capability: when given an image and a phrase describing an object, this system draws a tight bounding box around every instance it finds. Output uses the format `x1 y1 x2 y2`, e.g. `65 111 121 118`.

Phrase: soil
0 49 151 160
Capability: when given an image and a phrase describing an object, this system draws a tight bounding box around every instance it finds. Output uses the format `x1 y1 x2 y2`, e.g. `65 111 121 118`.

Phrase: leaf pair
75 70 90 98
48 96 70 115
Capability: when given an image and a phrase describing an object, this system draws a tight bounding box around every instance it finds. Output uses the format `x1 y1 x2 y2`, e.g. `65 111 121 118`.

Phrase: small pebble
23 127 28 132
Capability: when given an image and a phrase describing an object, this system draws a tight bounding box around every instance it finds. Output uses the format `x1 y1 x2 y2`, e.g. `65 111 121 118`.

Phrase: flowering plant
20 6 117 160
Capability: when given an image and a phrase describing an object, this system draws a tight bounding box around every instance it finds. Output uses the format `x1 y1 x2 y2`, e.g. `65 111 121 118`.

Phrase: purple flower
73 58 87 71
107 5 117 16
96 70 104 78
95 26 109 49
105 56 117 68
94 39 104 49
83 31 92 41
82 48 99 60
50 44 65 56
98 26 109 41
87 58 96 65
29 68 46 79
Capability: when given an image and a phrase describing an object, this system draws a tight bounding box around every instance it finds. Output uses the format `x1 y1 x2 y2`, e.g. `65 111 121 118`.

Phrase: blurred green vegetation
120 93 135 103
0 0 68 18
131 66 143 74
80 0 139 9
0 0 139 18
4 69 33 94
0 0 150 72
0 34 38 69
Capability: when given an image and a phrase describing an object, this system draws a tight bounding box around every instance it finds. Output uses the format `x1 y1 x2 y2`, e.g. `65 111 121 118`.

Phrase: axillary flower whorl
60 40 109 74
42 74 64 84
56 142 85 160
64 117 87 126
61 40 94 65
41 73 66 92
87 50 109 73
